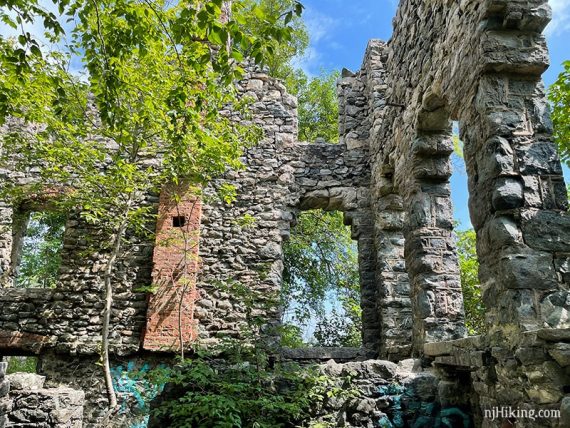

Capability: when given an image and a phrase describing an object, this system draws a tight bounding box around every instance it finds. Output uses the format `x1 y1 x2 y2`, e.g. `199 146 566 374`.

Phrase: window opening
4 356 38 374
172 215 186 228
281 209 361 347
12 211 66 288
450 121 485 335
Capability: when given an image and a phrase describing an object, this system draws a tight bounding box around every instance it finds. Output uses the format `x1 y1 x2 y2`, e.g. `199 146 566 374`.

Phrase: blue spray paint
376 382 472 428
111 361 167 428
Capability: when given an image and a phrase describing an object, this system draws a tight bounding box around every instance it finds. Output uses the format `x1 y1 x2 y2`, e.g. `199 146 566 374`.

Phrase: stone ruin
1 0 570 426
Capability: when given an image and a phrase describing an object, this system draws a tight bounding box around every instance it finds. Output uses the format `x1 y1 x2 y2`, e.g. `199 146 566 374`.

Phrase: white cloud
547 0 570 36
293 7 338 76
303 7 338 44
291 46 321 77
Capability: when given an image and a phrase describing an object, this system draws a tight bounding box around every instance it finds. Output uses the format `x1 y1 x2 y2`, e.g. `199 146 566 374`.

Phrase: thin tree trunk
101 197 133 415
178 281 188 361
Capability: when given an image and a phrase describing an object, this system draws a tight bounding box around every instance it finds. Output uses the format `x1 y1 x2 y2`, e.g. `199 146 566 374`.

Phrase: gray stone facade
4 373 84 428
1 0 570 426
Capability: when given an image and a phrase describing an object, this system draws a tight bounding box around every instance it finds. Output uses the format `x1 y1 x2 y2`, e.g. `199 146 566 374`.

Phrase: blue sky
299 0 570 228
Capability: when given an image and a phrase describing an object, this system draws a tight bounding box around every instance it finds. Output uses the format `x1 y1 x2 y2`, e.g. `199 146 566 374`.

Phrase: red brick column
143 184 202 352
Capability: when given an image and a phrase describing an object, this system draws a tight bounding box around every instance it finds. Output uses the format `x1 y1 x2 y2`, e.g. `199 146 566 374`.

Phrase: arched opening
450 121 485 336
279 188 377 353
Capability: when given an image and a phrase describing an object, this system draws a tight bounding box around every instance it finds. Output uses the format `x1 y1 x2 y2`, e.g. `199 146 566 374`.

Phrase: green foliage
456 228 486 335
154 347 321 427
279 323 306 348
286 70 340 143
16 211 66 288
6 356 38 374
549 60 570 165
246 0 308 80
452 134 463 158
234 213 256 229
282 210 361 347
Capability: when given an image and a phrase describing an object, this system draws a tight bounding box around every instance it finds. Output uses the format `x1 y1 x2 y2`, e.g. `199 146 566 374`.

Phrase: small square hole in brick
172 216 186 227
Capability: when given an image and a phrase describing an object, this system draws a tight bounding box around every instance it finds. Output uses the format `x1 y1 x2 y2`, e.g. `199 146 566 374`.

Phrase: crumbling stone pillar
461 1 570 335
402 129 467 353
351 211 380 354
374 174 412 360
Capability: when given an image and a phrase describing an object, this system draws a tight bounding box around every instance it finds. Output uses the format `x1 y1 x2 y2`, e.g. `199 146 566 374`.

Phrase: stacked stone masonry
6 373 83 428
0 0 569 426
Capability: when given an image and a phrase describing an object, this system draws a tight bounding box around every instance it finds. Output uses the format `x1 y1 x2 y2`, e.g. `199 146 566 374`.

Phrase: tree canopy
282 209 361 347
288 69 340 143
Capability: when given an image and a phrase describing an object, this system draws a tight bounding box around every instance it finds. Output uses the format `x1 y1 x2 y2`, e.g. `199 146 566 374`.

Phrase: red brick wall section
143 184 202 352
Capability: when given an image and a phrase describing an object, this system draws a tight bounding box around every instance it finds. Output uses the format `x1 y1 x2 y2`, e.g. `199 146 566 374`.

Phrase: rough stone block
536 328 570 342
477 136 516 180
411 135 454 156
547 343 570 367
486 216 522 248
492 177 524 210
521 210 570 253
541 292 570 329
516 140 563 176
412 157 452 180
481 32 549 75
498 249 557 289
514 347 547 365
6 374 45 391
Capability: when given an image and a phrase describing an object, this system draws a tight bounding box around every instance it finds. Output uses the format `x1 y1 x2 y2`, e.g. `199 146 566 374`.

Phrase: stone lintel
424 336 484 357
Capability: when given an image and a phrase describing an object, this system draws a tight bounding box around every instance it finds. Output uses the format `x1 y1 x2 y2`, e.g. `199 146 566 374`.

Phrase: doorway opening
450 120 485 335
281 209 361 348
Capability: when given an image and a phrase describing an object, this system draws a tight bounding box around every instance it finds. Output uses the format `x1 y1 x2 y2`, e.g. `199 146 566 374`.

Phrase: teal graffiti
376 383 472 428
111 361 166 428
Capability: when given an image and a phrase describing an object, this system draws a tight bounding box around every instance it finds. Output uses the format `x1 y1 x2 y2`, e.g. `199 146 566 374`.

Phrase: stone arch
399 89 467 354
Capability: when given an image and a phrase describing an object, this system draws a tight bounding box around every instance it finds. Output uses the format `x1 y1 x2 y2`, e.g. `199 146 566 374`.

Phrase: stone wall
424 331 570 428
0 66 376 425
375 0 570 426
343 40 414 361
194 68 376 349
0 362 9 428
378 0 568 349
1 372 83 428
